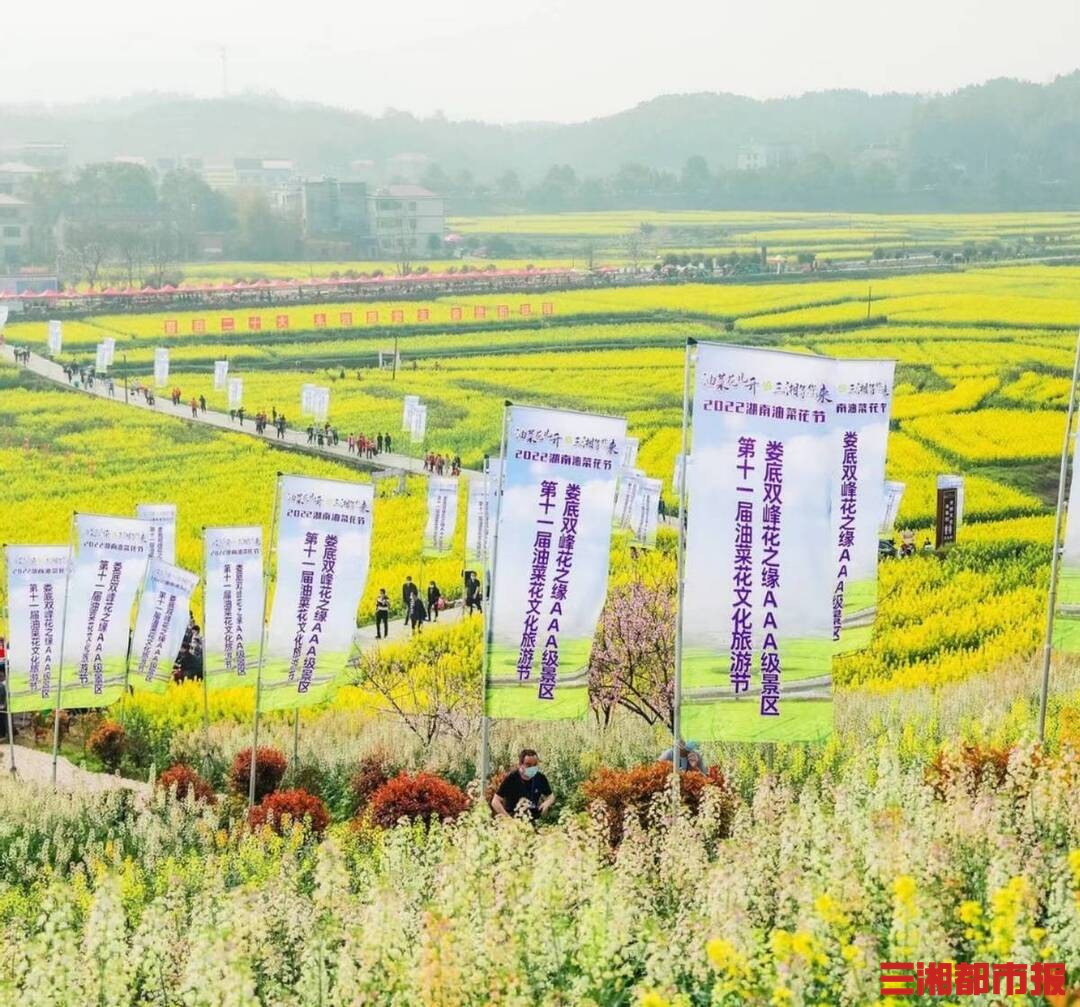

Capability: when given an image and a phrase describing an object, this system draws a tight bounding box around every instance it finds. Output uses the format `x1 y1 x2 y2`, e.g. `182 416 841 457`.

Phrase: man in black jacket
401 576 418 624
427 580 441 621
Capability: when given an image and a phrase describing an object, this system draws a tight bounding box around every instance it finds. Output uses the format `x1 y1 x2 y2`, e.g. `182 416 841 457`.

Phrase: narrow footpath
2 345 481 481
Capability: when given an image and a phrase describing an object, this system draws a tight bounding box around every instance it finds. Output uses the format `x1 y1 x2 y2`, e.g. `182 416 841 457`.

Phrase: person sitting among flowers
491 749 555 822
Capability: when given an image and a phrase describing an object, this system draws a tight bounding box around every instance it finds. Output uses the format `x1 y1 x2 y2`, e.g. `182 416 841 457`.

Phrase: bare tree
61 219 112 289
354 629 482 747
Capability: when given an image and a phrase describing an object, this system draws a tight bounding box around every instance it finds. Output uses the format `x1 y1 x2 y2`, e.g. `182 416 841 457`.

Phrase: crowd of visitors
424 453 461 476
347 432 393 457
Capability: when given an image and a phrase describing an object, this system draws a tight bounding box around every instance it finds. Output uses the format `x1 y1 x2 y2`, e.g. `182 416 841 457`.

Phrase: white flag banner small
301 383 314 415
465 476 494 565
262 475 374 710
423 476 459 557
214 360 229 390
136 503 178 564
95 342 109 372
629 476 663 548
129 559 199 695
409 403 428 444
881 481 906 533
402 395 420 432
673 453 685 495
228 377 243 409
102 337 115 366
203 526 264 691
313 387 330 421
0 306 9 332
4 545 71 713
59 514 152 709
623 436 639 469
153 348 169 388
614 469 645 529
47 319 62 355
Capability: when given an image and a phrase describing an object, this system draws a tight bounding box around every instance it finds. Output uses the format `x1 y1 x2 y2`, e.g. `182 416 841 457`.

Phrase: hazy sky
5 0 1079 122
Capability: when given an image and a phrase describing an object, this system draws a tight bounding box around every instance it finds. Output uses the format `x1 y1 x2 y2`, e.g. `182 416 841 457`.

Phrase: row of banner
4 461 503 715
156 303 557 335
8 340 1000 743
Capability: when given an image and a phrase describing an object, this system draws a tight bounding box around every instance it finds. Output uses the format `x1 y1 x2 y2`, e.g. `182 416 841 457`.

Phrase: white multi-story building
369 185 445 257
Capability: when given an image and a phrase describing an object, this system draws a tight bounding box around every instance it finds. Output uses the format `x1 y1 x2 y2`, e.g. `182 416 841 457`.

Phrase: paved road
2 344 482 481
1 742 151 795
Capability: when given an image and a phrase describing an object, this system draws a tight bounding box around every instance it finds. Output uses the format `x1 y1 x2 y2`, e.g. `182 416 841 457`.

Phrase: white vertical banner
203 527 264 691
95 342 109 372
136 503 177 564
214 360 229 390
102 337 115 366
423 476 459 557
614 469 645 529
673 452 685 495
300 383 313 416
313 387 330 421
154 347 170 387
402 394 420 432
630 476 663 549
409 403 428 444
4 545 71 713
486 404 627 720
831 359 895 654
59 514 151 709
47 319 62 355
378 350 384 369
0 306 8 332
881 481 906 533
623 436 639 469
465 476 492 565
681 342 837 744
228 377 243 409
262 475 374 710
129 560 199 694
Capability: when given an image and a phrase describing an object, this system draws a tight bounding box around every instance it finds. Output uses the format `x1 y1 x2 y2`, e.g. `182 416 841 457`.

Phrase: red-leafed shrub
368 771 470 828
249 788 330 836
87 720 126 771
926 743 1013 800
230 746 288 801
157 763 216 804
350 753 392 812
582 762 736 845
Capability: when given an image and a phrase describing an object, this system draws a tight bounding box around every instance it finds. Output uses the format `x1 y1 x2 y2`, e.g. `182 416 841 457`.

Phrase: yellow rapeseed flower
638 992 669 1007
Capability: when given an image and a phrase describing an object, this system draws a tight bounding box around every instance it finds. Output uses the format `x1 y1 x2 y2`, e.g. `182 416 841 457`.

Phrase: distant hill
4 74 1080 209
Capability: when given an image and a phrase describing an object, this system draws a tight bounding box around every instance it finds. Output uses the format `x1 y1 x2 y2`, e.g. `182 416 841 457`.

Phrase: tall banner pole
200 528 212 777
2 551 14 778
479 403 511 790
1038 328 1080 742
51 514 76 787
249 474 282 808
671 339 694 806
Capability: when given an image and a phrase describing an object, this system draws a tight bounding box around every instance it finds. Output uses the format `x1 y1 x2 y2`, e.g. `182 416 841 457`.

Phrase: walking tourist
408 592 427 635
401 576 418 624
375 589 391 639
427 580 442 621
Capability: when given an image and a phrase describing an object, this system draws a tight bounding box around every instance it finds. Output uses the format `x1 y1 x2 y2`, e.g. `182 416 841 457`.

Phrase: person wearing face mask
491 749 554 821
